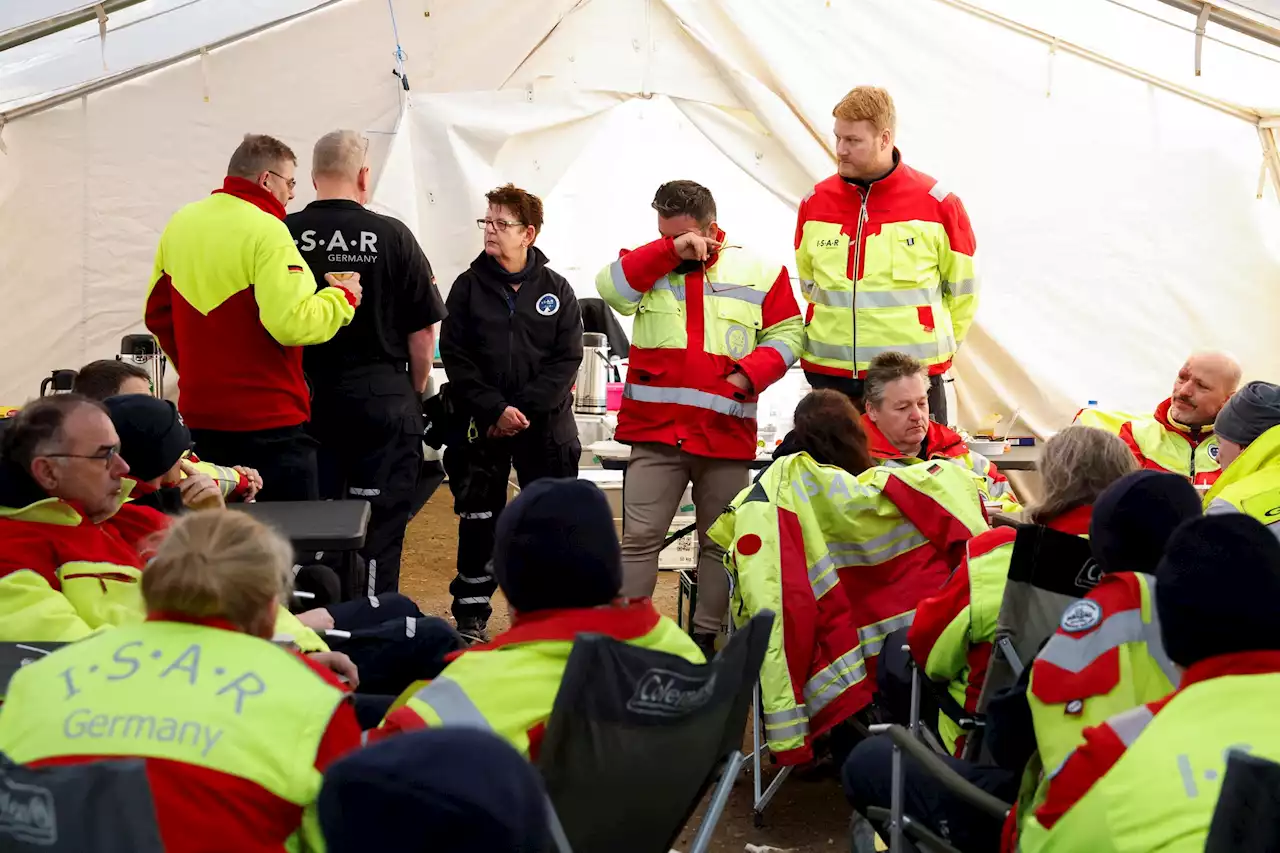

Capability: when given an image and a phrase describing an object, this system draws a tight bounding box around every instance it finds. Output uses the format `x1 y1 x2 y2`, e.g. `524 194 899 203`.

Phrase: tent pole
0 0 149 54
1155 0 1280 52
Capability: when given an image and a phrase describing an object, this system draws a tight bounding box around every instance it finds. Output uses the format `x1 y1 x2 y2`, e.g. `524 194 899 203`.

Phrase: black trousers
309 364 425 596
442 418 580 622
842 735 1016 852
323 593 465 697
805 371 949 425
189 424 319 502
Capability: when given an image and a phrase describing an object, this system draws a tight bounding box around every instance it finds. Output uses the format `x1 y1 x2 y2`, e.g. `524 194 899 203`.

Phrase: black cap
319 728 549 852
492 477 622 613
103 394 191 483
1156 514 1280 668
1089 470 1203 576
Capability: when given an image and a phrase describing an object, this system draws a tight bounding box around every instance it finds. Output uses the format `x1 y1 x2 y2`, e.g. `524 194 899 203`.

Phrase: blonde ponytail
142 511 294 635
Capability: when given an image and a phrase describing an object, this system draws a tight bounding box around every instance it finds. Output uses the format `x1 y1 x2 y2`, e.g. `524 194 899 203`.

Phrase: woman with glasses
438 183 583 644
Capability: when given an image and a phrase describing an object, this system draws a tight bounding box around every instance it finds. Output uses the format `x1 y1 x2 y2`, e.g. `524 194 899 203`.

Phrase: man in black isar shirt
287 130 447 596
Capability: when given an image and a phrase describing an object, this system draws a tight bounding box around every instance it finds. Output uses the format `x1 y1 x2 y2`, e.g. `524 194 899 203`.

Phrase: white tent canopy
2 0 1279 437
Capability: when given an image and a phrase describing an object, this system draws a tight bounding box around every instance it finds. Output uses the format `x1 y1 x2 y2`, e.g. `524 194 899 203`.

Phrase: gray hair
312 130 368 180
1030 425 1139 524
864 351 927 408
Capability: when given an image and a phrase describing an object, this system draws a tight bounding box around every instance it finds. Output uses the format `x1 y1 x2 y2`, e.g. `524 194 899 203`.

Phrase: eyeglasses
42 446 121 468
477 218 525 232
267 170 297 190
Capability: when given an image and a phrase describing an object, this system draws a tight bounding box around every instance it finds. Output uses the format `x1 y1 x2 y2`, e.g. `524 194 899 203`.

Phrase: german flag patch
288 264 304 273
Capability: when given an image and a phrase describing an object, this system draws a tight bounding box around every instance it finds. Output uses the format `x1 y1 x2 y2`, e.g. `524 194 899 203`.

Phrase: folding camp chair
0 642 67 702
1206 752 1280 853
0 752 163 852
536 611 774 853
867 523 1098 852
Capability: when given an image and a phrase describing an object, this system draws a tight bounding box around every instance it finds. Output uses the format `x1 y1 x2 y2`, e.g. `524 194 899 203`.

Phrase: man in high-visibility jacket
861 351 1019 512
377 478 704 758
595 180 803 655
144 133 363 501
796 86 978 425
1075 351 1241 487
1019 514 1280 852
1204 380 1280 541
708 452 989 765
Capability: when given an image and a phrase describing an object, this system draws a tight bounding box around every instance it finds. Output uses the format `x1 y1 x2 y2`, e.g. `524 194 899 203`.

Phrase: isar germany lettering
1175 744 1252 798
295 229 378 256
791 470 874 507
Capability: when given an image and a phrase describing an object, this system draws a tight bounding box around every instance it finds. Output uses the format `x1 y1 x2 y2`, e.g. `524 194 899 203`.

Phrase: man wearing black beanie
376 477 704 757
1021 514 1280 851
1204 379 1280 542
1026 470 1201 791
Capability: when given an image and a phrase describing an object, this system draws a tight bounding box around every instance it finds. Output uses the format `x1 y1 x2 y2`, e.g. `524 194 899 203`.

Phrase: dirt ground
401 490 853 853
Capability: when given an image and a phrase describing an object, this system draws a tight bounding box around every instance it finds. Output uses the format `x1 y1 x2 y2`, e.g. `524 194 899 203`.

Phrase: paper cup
329 271 356 282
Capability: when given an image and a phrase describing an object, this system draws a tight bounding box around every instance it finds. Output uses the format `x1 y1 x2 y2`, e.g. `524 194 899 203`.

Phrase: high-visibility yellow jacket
376 600 702 759
0 616 359 853
1204 422 1280 540
1076 399 1222 487
596 230 803 460
144 178 355 432
708 452 989 763
864 417 1021 513
796 153 978 379
1020 651 1280 852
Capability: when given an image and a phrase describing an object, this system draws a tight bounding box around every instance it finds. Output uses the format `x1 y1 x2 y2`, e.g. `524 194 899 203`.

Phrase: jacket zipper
850 187 871 365
505 288 516 393
1189 427 1200 480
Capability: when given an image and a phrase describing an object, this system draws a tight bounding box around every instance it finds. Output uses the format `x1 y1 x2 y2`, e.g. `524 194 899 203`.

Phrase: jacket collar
446 598 663 661
1179 650 1280 690
1205 422 1280 504
864 417 966 461
212 176 287 221
0 462 132 525
146 612 239 633
1045 504 1093 536
841 148 903 191
1153 398 1213 442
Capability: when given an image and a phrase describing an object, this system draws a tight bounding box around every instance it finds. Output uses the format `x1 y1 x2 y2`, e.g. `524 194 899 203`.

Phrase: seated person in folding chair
0 510 362 852
105 393 464 713
321 728 551 853
909 426 1138 759
1018 514 1280 852
771 389 878 475
73 359 266 502
377 477 704 759
843 450 1201 852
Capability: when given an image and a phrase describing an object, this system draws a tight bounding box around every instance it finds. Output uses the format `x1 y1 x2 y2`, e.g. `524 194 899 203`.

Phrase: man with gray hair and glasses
288 130 447 595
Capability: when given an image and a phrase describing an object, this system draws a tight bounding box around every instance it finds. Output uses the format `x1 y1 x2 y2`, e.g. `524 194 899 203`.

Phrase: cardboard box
659 515 698 569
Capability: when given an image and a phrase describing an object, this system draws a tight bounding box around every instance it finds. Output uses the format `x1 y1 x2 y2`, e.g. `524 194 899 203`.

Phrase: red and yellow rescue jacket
909 506 1093 755
1075 399 1222 487
145 178 356 432
595 231 803 460
796 155 978 379
864 418 1019 512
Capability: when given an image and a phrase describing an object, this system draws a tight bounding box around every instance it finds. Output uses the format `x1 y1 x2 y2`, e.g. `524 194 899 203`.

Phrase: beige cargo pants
619 442 749 635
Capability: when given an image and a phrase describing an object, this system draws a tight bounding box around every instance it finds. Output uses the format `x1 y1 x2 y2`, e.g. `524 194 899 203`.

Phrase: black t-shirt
286 199 447 376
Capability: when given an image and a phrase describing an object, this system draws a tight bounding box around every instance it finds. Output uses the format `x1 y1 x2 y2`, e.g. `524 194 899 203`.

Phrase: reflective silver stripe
414 677 493 730
609 259 642 304
806 338 956 364
987 479 1010 498
405 616 416 638
944 278 977 297
456 596 490 605
1268 519 1280 544
1036 609 1146 673
1108 705 1155 747
854 286 939 309
808 525 928 598
623 383 757 419
804 647 867 714
1142 576 1181 687
1205 498 1240 516
762 707 811 740
857 611 916 657
366 559 377 599
705 281 766 305
801 279 853 308
929 182 950 202
459 511 493 520
804 340 853 361
765 719 810 741
652 278 686 301
458 574 493 584
762 706 807 725
759 339 798 367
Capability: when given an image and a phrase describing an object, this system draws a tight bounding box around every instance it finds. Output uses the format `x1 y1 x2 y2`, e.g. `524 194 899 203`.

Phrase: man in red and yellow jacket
596 180 802 654
797 86 978 426
144 133 363 501
1018 514 1280 852
1075 351 1241 487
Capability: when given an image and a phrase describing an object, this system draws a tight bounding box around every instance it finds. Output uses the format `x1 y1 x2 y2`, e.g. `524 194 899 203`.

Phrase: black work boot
692 632 718 661
455 616 490 646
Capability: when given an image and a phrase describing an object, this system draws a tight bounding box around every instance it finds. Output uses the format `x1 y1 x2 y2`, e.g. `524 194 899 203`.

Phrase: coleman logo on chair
0 776 57 846
627 668 717 718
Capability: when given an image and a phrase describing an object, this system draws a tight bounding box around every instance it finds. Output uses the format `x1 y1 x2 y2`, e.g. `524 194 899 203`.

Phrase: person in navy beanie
1089 470 1205 575
319 728 550 852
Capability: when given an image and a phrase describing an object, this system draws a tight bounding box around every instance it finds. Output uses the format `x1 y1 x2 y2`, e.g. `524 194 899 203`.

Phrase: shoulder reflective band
1036 609 1146 674
412 677 490 730
705 282 766 305
1107 704 1155 747
942 279 977 296
608 260 642 304
652 279 686 301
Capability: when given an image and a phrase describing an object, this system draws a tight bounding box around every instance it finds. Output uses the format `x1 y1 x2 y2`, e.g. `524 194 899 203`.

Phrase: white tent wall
2 0 1280 436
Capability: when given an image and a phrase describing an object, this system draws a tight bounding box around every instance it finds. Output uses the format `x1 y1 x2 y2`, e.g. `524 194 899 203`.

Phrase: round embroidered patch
724 324 749 359
1060 599 1102 633
536 293 560 316
737 533 763 556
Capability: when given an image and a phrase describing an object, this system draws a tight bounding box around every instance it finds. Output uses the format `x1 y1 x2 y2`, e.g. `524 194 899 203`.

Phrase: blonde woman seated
0 511 362 852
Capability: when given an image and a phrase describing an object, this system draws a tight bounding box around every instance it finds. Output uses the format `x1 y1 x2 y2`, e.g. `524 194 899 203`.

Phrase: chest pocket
705 293 762 359
889 224 939 286
633 283 687 350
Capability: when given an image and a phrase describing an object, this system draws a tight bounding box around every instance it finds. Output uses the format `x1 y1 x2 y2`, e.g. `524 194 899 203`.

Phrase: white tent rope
385 0 409 92
1104 0 1280 65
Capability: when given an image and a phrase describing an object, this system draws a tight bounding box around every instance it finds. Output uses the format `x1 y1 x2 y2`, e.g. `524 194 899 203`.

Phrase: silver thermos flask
574 332 610 416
